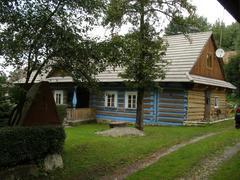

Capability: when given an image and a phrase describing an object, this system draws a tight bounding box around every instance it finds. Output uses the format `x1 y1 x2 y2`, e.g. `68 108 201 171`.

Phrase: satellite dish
215 48 225 58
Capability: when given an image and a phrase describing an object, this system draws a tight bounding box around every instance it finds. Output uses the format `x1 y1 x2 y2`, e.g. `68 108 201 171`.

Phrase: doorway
204 90 211 121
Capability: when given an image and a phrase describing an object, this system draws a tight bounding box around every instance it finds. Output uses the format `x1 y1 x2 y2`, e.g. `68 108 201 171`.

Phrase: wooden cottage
91 31 235 125
15 31 235 125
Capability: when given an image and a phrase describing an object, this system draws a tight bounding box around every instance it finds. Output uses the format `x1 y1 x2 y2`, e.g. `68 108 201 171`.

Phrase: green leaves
104 0 128 27
165 15 211 35
0 0 107 85
212 21 240 51
224 53 240 94
104 0 194 88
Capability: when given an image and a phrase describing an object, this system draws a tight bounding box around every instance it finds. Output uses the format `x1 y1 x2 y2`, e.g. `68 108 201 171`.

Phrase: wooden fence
67 108 96 121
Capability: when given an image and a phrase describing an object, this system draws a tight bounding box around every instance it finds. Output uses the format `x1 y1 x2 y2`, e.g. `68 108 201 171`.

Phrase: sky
191 0 236 25
91 0 237 38
0 0 237 75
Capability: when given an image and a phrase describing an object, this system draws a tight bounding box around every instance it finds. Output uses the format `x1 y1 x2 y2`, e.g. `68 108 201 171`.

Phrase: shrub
0 75 12 127
56 105 67 125
0 126 65 168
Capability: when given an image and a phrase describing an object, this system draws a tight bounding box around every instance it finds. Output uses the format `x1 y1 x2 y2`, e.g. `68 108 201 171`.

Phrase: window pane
207 54 212 68
215 97 218 107
56 94 60 104
111 94 115 107
127 95 131 108
133 95 136 100
57 94 59 104
133 100 136 107
132 103 136 108
106 93 117 107
107 95 111 107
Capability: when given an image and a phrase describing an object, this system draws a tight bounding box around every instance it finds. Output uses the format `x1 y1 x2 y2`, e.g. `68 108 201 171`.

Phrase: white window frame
125 91 137 109
54 90 64 105
214 96 219 108
105 91 118 108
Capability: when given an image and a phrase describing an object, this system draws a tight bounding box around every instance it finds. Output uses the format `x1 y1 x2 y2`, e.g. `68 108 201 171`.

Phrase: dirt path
180 142 240 180
100 133 217 180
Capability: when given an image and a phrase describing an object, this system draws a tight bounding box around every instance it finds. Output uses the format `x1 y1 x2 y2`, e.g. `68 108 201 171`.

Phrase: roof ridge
164 31 212 38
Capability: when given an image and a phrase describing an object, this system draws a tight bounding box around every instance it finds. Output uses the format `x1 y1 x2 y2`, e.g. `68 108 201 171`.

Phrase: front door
204 90 211 121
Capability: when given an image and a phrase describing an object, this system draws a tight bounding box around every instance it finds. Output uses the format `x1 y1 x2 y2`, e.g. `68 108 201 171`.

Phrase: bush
0 75 12 127
56 105 67 125
0 126 65 168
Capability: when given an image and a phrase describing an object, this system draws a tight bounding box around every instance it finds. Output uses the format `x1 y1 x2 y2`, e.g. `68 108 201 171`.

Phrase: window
125 91 137 109
105 91 117 108
206 53 213 68
54 90 64 105
214 97 219 108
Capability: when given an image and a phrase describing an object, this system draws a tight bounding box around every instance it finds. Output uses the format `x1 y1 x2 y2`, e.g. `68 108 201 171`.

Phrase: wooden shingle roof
96 31 235 89
15 32 236 89
97 31 212 82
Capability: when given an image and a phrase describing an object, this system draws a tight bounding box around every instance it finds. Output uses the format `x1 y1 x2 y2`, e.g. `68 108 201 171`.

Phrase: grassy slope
128 126 240 180
52 120 234 179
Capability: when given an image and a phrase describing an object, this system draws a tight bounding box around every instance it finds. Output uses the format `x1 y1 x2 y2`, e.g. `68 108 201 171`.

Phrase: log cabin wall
190 36 225 80
89 83 187 125
89 84 155 123
187 89 205 121
186 85 227 122
210 89 227 120
157 88 187 125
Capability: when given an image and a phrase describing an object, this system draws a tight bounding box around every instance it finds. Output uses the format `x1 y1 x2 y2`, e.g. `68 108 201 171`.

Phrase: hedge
56 105 67 125
0 126 65 168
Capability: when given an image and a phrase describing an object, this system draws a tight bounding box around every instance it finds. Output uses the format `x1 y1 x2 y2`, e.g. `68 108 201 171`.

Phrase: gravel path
100 132 217 180
180 142 240 180
96 127 144 137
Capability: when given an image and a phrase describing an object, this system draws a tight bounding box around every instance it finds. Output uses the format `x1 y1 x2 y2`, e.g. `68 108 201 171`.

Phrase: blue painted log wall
89 84 187 126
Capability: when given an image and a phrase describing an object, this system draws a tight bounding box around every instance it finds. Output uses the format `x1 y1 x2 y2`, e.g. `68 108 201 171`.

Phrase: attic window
206 53 213 68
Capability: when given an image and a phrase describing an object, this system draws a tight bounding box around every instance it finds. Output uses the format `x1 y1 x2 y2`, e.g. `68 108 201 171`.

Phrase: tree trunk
135 0 145 131
135 87 144 131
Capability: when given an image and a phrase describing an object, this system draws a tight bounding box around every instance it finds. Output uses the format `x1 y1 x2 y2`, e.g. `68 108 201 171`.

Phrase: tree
224 54 240 95
212 21 240 51
104 0 195 130
0 0 108 125
165 15 211 35
0 71 11 127
8 68 26 83
0 0 106 86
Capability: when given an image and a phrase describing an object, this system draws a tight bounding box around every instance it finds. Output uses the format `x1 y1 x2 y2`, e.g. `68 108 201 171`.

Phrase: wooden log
97 111 136 118
159 104 185 109
158 113 185 118
159 108 185 113
159 99 185 104
157 118 183 123
160 94 185 99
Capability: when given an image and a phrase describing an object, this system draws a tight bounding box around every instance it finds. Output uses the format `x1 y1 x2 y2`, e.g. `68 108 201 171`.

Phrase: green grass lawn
52 120 236 179
210 151 240 180
128 130 240 180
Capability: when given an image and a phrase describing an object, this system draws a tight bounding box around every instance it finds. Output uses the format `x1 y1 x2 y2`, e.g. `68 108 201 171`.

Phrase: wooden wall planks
210 89 227 120
187 90 205 121
190 37 225 80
